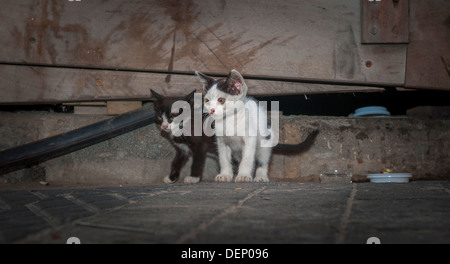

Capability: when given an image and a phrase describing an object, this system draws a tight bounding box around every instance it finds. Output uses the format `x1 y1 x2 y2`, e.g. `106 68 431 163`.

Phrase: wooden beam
63 102 106 106
74 106 108 115
0 0 406 87
107 101 142 115
0 64 385 104
405 0 450 90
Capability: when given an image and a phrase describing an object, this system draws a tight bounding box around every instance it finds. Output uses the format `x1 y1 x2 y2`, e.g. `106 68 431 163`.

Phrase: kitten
196 69 319 183
151 89 218 184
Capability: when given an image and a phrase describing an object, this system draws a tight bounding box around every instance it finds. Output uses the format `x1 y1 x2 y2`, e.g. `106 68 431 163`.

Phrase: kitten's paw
253 175 269 182
235 175 253 183
184 176 201 184
215 174 233 182
164 175 177 184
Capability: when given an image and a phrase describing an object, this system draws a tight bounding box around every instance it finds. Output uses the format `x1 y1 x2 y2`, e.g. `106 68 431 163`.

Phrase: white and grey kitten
196 69 319 183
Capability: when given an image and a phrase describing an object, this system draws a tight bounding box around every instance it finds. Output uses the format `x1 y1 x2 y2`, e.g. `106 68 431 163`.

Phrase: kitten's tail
272 130 319 155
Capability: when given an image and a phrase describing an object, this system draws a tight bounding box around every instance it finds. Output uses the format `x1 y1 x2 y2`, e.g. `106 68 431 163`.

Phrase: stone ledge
1 111 449 185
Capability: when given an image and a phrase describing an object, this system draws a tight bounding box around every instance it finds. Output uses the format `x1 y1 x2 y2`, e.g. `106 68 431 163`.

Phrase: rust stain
158 0 198 86
11 26 23 48
23 0 88 65
17 0 299 91
160 0 198 35
158 0 297 75
441 56 450 77
27 0 63 64
333 25 361 79
22 0 170 68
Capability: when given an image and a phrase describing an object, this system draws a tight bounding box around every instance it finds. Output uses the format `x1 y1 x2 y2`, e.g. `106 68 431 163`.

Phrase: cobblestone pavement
0 181 449 244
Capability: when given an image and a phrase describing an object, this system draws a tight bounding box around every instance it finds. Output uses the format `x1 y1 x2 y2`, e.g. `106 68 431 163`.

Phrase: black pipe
0 106 155 174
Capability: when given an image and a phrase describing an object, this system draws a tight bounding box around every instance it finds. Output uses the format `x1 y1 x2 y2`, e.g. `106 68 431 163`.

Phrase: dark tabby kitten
151 89 217 184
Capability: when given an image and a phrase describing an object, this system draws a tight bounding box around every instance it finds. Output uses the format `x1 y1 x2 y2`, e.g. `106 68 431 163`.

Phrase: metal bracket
361 0 409 43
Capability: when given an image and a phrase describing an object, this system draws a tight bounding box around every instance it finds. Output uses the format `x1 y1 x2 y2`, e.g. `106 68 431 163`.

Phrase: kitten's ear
150 89 163 102
225 69 247 96
195 71 216 92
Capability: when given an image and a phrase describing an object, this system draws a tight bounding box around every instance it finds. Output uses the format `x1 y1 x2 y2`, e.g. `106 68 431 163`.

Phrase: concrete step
1 111 450 185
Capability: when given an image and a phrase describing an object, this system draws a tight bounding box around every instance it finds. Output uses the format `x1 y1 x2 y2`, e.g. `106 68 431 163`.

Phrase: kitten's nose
210 108 215 115
162 124 168 130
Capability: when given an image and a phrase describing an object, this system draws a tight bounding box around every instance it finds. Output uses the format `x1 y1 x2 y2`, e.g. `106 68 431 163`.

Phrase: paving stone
0 182 448 244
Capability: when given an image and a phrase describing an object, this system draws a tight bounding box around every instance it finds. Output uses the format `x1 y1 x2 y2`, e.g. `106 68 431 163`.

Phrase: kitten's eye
218 98 226 104
168 117 173 123
157 116 162 121
204 98 209 103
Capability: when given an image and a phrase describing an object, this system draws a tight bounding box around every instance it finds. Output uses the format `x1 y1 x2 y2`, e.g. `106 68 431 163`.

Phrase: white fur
184 176 201 184
160 113 172 135
164 175 176 184
202 71 272 183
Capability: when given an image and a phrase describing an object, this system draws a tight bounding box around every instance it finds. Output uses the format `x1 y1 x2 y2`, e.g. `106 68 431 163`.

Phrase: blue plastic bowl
354 106 390 117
